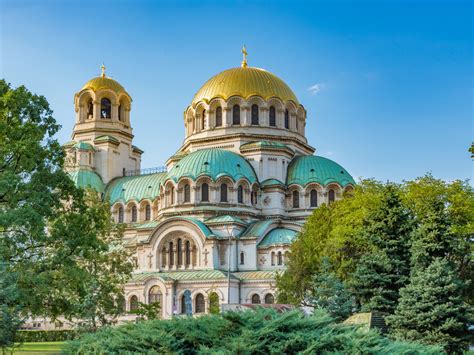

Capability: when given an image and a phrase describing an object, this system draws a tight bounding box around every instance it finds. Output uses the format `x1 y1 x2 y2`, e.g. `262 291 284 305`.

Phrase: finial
100 63 106 78
241 45 248 68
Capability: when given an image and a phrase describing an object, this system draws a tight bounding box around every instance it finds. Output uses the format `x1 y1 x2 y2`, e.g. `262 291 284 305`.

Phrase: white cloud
308 83 326 95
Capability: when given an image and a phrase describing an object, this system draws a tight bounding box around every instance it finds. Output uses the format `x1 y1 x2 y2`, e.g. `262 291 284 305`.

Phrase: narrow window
88 153 92 165
215 106 222 127
251 294 261 304
284 109 289 129
240 251 244 265
148 286 162 318
181 295 186 314
292 190 299 208
232 104 240 125
118 104 122 121
271 251 275 266
131 205 137 222
129 295 138 311
264 294 275 304
118 206 124 223
278 251 283 265
329 189 335 204
310 189 318 207
169 186 174 205
161 247 167 267
184 184 190 203
201 183 209 202
87 99 93 118
169 241 174 266
237 185 243 204
145 204 151 221
177 238 183 266
251 104 259 125
201 110 206 130
269 106 276 127
220 183 228 202
251 190 258 205
100 98 111 119
185 240 191 266
195 293 205 313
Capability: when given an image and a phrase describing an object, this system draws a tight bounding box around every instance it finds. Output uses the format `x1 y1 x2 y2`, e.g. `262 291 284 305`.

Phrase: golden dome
192 66 299 106
81 65 129 96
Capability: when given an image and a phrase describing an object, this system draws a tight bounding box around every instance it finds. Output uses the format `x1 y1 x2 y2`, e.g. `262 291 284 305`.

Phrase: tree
304 258 353 321
131 302 161 321
0 80 132 333
387 258 470 353
350 184 412 314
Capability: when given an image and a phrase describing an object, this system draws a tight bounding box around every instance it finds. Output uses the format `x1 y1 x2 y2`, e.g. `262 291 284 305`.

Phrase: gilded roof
258 228 297 248
287 155 355 187
81 76 129 96
192 67 299 106
105 172 167 204
167 148 258 184
68 169 104 193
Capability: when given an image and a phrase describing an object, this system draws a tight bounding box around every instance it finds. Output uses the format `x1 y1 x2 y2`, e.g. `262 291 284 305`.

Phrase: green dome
258 228 297 248
287 155 355 187
105 172 167 204
68 169 104 193
167 148 258 184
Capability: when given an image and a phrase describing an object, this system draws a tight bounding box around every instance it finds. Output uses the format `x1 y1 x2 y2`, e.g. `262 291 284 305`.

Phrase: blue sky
1 0 472 183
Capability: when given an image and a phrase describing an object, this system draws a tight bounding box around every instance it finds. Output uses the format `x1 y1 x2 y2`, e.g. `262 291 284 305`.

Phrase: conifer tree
387 258 470 353
350 184 412 314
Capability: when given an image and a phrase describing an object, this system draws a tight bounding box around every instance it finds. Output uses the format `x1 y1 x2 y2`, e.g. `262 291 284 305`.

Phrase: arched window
208 292 219 314
269 106 276 127
129 295 138 311
292 190 299 208
201 110 206 130
181 295 186 314
148 286 162 317
251 104 259 125
251 294 261 304
100 98 111 119
215 106 222 127
328 189 335 204
131 205 137 222
169 186 174 205
185 240 191 266
237 185 243 204
184 184 191 203
169 241 174 266
251 190 258 205
232 104 240 125
240 251 245 265
278 251 283 265
201 183 209 202
145 204 151 221
310 189 318 208
284 109 289 129
177 238 183 266
195 293 205 313
264 294 275 304
118 104 123 121
118 206 124 223
87 99 93 118
271 251 275 266
161 247 167 267
220 183 228 202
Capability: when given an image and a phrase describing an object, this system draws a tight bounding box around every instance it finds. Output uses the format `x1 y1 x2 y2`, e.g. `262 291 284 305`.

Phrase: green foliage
130 301 161 320
65 308 441 354
208 292 220 314
387 258 471 354
303 258 354 321
0 80 132 335
15 330 79 342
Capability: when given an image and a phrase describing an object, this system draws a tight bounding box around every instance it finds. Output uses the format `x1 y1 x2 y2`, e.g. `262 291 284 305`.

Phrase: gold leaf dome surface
81 76 128 96
192 67 299 106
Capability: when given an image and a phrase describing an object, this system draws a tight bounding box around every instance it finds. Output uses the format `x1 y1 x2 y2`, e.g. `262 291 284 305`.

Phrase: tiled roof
240 220 274 239
130 269 233 282
205 215 248 226
105 172 167 204
232 270 278 280
260 178 286 187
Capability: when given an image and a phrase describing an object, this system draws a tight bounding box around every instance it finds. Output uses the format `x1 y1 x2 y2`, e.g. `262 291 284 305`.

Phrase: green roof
105 172 167 204
130 270 233 282
232 270 278 281
205 215 248 226
94 135 120 144
240 141 293 152
68 169 104 193
167 148 258 184
240 220 274 239
287 155 355 187
258 228 297 248
261 178 286 187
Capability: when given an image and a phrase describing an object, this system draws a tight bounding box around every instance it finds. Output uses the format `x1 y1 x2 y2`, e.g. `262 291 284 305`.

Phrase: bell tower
66 65 143 184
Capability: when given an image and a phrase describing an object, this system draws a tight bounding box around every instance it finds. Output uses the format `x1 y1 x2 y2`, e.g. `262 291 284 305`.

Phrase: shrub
15 330 79 342
65 308 442 354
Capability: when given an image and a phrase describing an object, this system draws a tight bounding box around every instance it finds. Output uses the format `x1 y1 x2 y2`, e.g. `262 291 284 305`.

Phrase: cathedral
65 49 355 319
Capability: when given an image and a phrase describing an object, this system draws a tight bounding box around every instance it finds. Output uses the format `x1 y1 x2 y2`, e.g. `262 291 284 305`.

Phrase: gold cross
101 63 106 77
241 45 248 68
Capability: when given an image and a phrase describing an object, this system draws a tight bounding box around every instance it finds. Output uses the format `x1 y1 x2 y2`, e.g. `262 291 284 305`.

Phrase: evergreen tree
304 258 354 321
350 184 412 314
387 258 470 353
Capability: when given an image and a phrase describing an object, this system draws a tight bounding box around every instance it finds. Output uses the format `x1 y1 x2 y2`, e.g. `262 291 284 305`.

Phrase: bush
15 330 79 342
65 308 442 354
